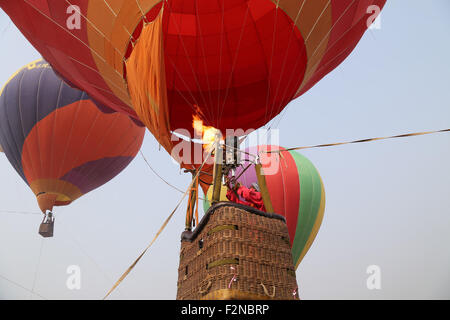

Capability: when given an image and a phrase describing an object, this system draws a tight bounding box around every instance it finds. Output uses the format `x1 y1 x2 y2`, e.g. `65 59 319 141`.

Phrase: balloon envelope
204 145 325 269
0 0 386 137
0 59 145 212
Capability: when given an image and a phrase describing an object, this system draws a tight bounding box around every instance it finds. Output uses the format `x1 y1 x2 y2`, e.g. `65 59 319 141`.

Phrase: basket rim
181 202 286 243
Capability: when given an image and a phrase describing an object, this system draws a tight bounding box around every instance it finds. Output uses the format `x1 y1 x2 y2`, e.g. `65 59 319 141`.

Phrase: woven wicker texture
177 203 299 300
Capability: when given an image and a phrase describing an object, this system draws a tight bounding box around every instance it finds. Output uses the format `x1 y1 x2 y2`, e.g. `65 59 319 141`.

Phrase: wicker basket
176 202 299 300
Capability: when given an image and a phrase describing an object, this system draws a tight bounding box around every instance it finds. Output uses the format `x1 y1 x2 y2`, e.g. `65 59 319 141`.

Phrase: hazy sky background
0 0 449 300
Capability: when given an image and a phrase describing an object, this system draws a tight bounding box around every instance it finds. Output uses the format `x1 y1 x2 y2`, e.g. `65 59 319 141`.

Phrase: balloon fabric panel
289 150 324 267
262 146 301 244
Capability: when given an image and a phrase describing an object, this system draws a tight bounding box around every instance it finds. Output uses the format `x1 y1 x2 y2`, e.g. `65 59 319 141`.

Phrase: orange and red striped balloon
0 60 145 212
0 0 386 148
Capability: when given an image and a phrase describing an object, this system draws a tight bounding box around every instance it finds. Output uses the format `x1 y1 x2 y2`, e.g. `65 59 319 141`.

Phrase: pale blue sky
0 0 449 299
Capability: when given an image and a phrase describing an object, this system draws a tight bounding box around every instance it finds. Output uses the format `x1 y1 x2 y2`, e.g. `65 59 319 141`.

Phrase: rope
198 280 212 295
267 0 376 131
228 266 238 289
0 273 47 300
140 150 208 201
164 1 213 124
140 150 185 194
235 162 255 181
185 175 199 229
0 210 41 215
103 145 215 299
266 129 450 153
58 217 114 286
216 5 250 126
0 21 11 39
260 282 276 298
30 238 44 299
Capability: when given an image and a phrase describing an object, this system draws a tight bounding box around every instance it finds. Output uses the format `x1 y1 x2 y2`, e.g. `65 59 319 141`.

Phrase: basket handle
260 283 276 298
198 280 212 295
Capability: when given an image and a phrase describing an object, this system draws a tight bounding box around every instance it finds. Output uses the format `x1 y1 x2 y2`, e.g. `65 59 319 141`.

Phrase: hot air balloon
203 145 325 269
0 0 386 159
0 1 383 299
0 59 145 236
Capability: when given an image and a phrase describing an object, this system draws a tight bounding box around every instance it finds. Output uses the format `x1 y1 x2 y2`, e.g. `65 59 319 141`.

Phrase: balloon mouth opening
36 192 72 213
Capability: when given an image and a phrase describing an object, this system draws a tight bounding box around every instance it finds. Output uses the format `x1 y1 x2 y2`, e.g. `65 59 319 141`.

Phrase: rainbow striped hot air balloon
0 59 145 214
204 145 325 269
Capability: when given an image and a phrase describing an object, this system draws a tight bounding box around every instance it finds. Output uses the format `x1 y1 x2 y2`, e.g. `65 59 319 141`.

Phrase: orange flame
193 114 221 151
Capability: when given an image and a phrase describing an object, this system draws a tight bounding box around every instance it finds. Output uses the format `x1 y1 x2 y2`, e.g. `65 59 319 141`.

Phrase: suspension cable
265 128 450 153
0 273 47 300
103 145 215 299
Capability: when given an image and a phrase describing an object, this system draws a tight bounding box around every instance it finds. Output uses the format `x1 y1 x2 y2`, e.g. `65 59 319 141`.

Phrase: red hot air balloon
0 0 386 157
0 59 145 215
